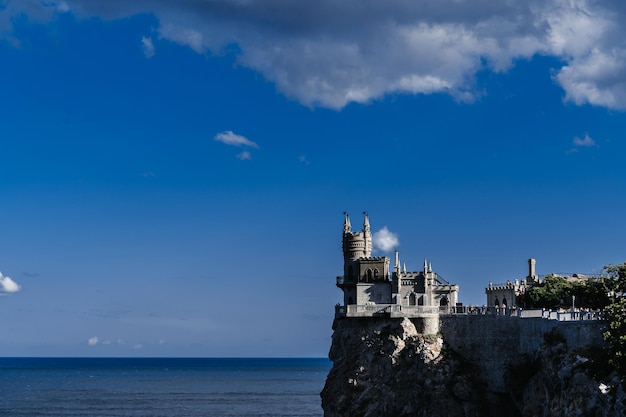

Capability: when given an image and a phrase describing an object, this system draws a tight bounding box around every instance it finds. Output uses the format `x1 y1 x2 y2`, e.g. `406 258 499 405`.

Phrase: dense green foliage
602 263 626 376
523 275 610 310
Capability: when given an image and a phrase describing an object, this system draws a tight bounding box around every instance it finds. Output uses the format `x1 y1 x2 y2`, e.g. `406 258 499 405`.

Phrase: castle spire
423 257 428 274
394 250 400 274
363 212 372 257
428 262 432 273
343 212 351 233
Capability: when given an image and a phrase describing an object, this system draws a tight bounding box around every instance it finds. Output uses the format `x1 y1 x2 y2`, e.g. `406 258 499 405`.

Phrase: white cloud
373 227 399 253
214 131 259 148
573 133 597 147
87 336 99 346
237 150 252 160
141 36 155 58
6 0 626 109
299 155 310 165
0 272 21 294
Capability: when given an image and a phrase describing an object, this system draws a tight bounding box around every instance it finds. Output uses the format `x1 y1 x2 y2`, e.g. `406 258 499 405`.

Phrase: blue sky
1 0 625 357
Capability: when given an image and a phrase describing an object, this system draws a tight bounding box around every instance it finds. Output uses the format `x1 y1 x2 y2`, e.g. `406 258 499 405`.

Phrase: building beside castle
485 258 539 308
336 212 459 318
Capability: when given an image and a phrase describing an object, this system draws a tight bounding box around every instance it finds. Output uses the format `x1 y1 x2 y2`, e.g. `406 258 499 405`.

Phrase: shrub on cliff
603 262 626 378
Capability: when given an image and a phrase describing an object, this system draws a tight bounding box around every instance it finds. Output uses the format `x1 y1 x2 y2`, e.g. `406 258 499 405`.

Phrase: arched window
366 269 373 282
374 268 379 279
409 293 417 306
494 298 500 307
418 295 424 306
502 297 507 307
440 297 449 307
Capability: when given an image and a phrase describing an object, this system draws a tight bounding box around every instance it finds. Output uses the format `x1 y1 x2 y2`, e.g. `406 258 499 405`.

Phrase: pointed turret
363 212 372 257
423 258 428 274
403 262 407 273
428 262 432 273
343 212 351 234
394 251 400 275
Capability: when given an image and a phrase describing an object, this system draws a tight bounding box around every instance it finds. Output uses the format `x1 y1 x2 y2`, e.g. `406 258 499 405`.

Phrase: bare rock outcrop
321 317 490 417
506 335 625 417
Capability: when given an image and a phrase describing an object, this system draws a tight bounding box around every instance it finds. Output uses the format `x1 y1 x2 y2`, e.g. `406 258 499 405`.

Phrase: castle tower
338 213 391 306
527 258 538 283
342 212 372 261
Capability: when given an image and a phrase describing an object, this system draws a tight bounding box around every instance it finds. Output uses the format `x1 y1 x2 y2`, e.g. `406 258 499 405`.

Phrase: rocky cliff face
321 317 491 417
321 317 624 417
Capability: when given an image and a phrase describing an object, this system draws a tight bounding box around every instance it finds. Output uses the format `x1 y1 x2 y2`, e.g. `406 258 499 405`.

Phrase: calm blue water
0 357 331 417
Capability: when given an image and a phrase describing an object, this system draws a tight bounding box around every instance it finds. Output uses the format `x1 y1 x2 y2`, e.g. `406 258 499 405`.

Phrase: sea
0 357 332 417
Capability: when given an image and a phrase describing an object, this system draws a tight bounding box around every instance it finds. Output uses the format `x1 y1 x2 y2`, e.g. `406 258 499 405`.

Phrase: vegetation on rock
602 263 626 378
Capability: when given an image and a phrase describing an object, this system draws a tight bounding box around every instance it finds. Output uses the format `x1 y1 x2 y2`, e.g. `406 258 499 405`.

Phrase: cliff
321 317 624 417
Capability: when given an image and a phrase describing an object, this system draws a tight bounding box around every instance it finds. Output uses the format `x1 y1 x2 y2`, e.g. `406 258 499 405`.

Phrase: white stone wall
356 282 392 304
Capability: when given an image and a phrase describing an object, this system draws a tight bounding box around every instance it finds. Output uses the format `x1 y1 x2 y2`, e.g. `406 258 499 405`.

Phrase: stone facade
485 258 539 308
336 213 459 317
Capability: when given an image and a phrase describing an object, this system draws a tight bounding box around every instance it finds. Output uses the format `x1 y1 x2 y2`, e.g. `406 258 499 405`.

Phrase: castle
335 212 459 318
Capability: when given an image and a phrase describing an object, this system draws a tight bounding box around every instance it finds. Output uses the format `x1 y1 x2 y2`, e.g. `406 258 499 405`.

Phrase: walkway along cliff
321 213 624 417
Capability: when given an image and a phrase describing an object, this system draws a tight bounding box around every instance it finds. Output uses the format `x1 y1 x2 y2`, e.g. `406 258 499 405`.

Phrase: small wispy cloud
299 155 310 165
573 133 597 147
215 130 259 160
373 227 399 252
237 150 252 160
141 36 155 58
214 131 259 148
0 272 21 294
567 133 598 154
55 1 70 12
87 336 99 346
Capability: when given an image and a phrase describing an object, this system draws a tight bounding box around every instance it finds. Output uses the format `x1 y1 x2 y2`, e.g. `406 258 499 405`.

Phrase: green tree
524 275 574 308
524 274 611 310
603 263 626 376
